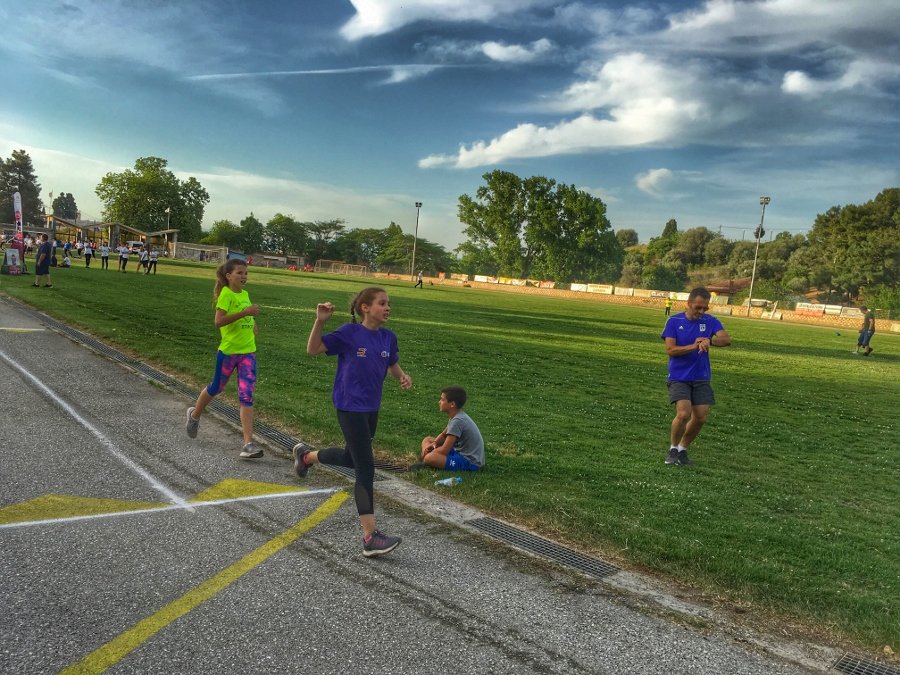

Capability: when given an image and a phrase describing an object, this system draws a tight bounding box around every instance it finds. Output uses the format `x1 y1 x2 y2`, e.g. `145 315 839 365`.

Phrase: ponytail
213 259 247 306
349 286 386 323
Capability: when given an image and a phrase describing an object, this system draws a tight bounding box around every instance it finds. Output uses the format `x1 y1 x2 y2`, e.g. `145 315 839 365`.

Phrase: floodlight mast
746 196 771 316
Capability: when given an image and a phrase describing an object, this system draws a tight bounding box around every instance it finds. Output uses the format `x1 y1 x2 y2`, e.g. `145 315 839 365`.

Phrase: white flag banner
13 191 23 240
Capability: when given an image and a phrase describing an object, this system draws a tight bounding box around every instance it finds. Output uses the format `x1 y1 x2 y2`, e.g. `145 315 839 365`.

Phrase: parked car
126 240 145 253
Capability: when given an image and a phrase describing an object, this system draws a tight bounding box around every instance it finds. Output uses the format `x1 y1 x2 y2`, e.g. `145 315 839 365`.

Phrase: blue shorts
857 330 874 347
445 448 480 472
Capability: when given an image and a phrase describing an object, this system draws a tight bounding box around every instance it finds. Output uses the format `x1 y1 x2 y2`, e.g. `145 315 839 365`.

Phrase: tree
458 170 621 282
615 229 639 248
661 218 678 238
0 149 43 227
674 227 716 266
458 170 526 277
95 157 209 242
306 219 346 261
238 213 265 254
200 219 242 248
52 193 78 220
703 237 732 266
265 214 308 256
376 222 414 272
803 188 900 299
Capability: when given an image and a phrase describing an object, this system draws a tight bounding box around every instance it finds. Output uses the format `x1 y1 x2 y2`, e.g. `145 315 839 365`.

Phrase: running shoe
292 442 313 478
363 530 401 557
186 407 199 439
239 442 263 459
664 447 679 465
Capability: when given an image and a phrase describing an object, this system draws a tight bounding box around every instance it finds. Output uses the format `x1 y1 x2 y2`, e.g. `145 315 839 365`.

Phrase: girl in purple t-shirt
295 287 412 557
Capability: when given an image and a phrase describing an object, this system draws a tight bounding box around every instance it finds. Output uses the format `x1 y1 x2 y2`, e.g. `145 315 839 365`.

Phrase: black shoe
292 442 313 478
677 449 693 465
864 347 872 356
363 530 401 557
665 447 679 465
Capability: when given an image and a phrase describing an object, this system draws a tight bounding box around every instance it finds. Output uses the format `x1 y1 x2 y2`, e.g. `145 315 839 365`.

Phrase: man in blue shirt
660 288 731 465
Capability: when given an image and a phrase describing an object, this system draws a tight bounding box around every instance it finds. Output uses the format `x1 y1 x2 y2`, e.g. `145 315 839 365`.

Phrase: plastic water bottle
435 476 463 487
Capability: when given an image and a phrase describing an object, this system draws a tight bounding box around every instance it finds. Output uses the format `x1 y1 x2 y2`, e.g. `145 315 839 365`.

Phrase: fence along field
1 261 897 652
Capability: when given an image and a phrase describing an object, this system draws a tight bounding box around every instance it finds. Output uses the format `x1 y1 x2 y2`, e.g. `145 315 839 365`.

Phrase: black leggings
317 410 378 516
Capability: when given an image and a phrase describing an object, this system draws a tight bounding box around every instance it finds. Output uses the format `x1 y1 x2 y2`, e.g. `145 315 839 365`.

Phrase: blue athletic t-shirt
661 312 724 382
322 323 399 412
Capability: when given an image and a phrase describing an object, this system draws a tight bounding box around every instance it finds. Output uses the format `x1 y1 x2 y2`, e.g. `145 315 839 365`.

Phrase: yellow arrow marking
0 480 307 526
191 478 305 503
0 494 164 525
60 491 348 675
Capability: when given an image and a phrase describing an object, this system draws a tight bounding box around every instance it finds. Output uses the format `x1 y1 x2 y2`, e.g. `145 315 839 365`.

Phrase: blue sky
2 0 898 249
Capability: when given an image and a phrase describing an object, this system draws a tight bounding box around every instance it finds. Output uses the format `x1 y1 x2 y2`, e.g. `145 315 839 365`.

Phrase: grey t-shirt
447 410 484 467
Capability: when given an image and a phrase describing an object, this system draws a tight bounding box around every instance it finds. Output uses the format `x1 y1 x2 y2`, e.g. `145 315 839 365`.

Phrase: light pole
746 196 770 316
411 201 422 280
165 206 171 229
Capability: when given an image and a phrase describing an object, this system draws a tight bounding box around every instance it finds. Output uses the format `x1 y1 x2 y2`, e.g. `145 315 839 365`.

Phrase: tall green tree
615 228 639 248
200 219 242 248
306 219 346 261
1 149 43 226
458 170 526 277
458 170 620 282
238 213 265 254
804 188 900 298
52 192 78 220
265 213 308 255
95 157 209 242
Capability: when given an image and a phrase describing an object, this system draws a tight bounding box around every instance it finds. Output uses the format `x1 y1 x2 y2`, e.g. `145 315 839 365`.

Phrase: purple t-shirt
322 323 399 412
661 312 724 382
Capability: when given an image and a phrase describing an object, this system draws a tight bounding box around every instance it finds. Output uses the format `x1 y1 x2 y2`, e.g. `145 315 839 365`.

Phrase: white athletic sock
677 444 687 452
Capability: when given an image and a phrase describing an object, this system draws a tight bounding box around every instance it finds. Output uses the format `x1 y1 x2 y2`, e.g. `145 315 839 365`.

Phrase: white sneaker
239 442 263 459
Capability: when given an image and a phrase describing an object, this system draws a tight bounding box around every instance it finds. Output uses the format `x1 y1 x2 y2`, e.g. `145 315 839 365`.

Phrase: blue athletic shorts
445 448 480 472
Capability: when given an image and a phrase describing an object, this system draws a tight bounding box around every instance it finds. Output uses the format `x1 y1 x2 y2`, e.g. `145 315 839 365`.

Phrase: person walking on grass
137 246 149 273
117 244 129 272
414 270 423 288
185 259 262 459
83 240 93 267
412 386 484 472
664 296 673 316
661 287 731 465
146 248 158 274
99 241 110 269
853 305 875 356
292 287 413 557
31 233 52 288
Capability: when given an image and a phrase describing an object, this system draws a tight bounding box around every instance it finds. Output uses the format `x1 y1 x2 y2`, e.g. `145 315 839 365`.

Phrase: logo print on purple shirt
356 347 367 358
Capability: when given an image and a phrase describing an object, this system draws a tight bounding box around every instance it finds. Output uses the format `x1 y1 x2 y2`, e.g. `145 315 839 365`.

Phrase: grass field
4 259 898 650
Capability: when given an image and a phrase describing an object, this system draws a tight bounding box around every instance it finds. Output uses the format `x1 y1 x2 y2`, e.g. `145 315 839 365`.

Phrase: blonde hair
213 259 247 305
349 287 386 323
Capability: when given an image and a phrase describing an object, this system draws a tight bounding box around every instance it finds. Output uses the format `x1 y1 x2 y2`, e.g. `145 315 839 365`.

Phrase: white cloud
340 0 550 40
783 58 900 96
420 53 706 168
635 168 674 196
481 39 553 63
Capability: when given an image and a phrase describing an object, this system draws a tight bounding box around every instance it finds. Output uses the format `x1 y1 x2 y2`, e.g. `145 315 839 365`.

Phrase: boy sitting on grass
412 386 484 472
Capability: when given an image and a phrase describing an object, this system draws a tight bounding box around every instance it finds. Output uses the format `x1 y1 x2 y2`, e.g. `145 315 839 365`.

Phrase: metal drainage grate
833 655 900 675
19 303 387 481
374 459 407 473
466 517 619 580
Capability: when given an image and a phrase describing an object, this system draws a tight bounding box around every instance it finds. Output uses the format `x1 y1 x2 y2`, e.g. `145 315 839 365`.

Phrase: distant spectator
414 270 423 288
99 241 110 270
62 254 72 267
32 233 53 287
146 248 159 274
83 240 93 267
854 306 876 356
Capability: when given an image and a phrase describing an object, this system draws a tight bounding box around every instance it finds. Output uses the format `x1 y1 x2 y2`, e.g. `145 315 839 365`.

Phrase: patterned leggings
206 351 256 406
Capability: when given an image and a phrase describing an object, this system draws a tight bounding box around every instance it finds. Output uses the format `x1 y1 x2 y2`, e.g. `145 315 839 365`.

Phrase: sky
2 0 899 250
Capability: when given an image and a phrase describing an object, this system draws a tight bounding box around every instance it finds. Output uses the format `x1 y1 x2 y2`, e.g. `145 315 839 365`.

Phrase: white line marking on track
0 348 189 508
0 487 341 529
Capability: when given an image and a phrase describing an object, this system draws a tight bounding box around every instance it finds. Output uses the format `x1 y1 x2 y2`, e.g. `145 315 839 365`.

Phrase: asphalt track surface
0 296 823 674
